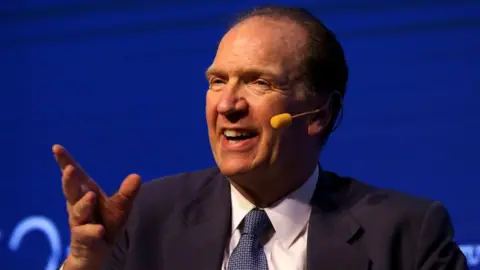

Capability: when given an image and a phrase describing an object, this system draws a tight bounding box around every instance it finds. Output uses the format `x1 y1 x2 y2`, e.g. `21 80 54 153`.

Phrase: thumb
97 174 142 245
111 174 142 210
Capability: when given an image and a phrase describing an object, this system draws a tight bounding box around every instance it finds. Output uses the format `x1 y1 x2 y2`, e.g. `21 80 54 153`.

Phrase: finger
62 165 87 204
70 223 105 248
54 144 105 198
52 144 91 181
111 174 142 209
68 191 97 227
52 144 78 171
118 174 142 199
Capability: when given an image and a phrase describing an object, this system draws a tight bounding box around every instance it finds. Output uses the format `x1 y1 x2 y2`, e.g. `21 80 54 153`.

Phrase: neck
229 160 318 208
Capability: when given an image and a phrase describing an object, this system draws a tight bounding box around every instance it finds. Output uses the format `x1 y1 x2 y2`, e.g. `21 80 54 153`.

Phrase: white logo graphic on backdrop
460 244 480 267
7 215 69 270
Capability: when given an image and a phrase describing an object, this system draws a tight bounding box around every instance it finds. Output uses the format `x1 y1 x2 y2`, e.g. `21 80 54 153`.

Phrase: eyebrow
205 66 281 79
205 67 224 79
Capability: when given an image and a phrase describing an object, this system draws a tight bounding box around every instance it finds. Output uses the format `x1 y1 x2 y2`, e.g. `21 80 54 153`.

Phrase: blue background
1 1 479 269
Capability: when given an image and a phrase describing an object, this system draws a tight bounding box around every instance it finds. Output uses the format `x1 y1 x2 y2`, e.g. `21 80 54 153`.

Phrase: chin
216 157 260 178
218 160 252 177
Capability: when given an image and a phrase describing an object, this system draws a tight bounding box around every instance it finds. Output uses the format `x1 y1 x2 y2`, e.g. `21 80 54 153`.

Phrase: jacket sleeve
414 201 469 269
99 226 129 270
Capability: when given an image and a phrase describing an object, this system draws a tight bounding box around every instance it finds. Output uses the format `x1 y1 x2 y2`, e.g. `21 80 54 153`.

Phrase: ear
307 105 332 137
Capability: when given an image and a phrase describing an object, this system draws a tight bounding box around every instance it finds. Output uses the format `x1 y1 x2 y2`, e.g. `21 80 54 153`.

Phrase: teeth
223 130 254 137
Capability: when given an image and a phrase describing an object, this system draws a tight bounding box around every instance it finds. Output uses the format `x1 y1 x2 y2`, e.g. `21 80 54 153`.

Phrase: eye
254 80 270 86
208 78 226 91
210 78 225 84
248 79 271 90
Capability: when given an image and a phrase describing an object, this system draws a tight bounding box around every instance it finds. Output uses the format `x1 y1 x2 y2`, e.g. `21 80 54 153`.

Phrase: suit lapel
307 171 371 270
162 169 231 270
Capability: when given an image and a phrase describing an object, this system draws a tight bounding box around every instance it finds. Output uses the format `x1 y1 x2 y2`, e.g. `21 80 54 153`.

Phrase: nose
217 89 248 123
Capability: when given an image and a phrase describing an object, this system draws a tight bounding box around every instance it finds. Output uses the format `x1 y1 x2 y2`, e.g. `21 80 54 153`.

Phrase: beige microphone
270 109 322 129
270 91 342 129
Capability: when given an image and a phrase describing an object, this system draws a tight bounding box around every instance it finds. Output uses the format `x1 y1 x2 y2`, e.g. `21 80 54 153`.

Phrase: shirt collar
229 165 319 248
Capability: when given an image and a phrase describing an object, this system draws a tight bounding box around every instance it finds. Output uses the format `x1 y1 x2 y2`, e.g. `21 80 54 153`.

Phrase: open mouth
223 129 258 144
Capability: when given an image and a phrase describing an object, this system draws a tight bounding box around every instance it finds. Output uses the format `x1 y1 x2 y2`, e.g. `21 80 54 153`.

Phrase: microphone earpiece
270 113 293 129
270 90 342 129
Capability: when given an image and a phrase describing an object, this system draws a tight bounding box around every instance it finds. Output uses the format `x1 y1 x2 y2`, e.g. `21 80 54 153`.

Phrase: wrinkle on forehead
232 16 307 55
213 17 307 82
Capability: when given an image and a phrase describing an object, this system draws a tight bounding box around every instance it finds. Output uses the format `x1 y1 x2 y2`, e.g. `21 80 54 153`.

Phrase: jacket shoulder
327 171 438 217
339 172 453 242
353 179 439 218
129 166 222 221
334 175 466 268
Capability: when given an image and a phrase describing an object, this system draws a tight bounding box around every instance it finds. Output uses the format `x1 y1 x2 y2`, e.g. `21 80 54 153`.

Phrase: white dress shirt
222 166 319 270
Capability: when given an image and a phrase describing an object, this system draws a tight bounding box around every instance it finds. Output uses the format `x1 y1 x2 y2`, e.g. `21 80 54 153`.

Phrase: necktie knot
241 208 270 236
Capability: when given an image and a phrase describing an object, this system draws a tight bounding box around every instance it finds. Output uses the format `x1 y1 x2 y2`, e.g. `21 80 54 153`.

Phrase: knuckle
70 207 83 223
68 242 107 267
70 199 92 223
71 225 104 243
70 242 91 257
69 228 106 261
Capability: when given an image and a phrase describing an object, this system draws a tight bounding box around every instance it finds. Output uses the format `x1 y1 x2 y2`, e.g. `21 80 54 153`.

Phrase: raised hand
53 144 142 270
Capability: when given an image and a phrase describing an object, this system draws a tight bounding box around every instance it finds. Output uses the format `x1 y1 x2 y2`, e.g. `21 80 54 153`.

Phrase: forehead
208 17 307 78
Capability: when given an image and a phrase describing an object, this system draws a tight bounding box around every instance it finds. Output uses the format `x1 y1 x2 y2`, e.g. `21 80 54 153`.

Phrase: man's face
205 17 316 181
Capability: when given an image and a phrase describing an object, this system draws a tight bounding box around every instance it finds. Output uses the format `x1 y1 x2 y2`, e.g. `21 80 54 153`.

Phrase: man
55 5 468 270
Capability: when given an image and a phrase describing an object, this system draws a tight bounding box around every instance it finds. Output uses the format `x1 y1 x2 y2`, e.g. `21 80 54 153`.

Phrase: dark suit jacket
101 167 468 270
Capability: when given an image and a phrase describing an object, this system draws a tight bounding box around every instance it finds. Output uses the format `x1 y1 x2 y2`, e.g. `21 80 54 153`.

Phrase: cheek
259 99 305 147
205 92 217 126
252 103 285 147
251 94 288 119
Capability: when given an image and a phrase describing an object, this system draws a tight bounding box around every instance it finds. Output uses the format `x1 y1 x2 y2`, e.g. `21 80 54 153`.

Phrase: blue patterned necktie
228 208 271 270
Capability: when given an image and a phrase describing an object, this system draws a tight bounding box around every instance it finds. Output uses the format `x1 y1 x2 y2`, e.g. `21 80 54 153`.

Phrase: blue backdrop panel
1 1 479 269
